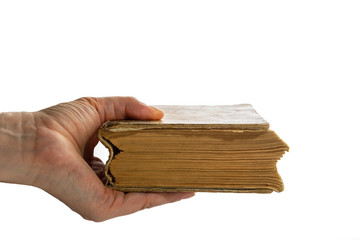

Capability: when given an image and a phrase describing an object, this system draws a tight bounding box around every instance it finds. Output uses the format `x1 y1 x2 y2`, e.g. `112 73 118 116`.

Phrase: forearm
0 112 37 185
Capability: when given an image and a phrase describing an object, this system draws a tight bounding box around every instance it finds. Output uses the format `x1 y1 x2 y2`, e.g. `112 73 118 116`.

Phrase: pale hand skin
0 97 194 222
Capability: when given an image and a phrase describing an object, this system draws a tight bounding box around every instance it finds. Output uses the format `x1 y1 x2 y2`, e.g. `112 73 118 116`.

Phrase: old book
98 104 289 193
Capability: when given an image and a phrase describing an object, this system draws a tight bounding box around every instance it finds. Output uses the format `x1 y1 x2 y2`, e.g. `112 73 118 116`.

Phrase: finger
125 101 164 120
114 192 195 216
87 157 106 183
78 97 164 124
80 96 164 158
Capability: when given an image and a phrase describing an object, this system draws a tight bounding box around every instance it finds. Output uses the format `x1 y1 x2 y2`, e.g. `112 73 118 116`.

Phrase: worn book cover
98 104 289 193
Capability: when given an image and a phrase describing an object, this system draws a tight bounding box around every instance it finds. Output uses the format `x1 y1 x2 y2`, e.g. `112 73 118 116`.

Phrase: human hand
0 97 194 221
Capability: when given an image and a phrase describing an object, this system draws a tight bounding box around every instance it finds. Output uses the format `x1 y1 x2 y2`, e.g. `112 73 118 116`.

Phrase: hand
0 97 194 221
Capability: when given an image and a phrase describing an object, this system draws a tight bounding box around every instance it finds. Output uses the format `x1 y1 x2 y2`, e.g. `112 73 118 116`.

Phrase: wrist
0 112 37 185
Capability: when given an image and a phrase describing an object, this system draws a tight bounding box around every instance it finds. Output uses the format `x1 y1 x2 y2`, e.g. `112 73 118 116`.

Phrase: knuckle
122 96 138 102
82 212 106 222
141 196 156 210
76 97 99 106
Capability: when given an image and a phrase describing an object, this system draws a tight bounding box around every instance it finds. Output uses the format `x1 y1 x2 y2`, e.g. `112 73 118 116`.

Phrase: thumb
124 100 164 121
71 97 164 158
81 97 164 123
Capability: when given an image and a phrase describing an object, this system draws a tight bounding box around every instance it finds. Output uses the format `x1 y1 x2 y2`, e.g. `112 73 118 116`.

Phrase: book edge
101 122 270 132
99 128 289 194
98 129 116 186
105 186 274 193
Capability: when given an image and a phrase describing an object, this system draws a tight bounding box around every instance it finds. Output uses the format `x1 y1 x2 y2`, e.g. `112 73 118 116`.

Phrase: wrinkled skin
0 97 194 222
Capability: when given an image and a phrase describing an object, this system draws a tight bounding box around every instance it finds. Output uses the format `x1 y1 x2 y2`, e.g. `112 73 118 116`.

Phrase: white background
0 1 359 239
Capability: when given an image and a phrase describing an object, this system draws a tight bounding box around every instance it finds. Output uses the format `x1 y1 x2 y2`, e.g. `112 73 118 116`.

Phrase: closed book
98 104 289 193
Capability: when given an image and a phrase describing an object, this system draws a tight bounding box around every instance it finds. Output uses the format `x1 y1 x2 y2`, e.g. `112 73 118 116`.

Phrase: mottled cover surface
103 104 269 131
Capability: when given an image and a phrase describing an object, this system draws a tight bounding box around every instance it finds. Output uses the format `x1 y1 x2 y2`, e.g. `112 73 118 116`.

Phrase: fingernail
149 106 164 118
149 106 162 112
